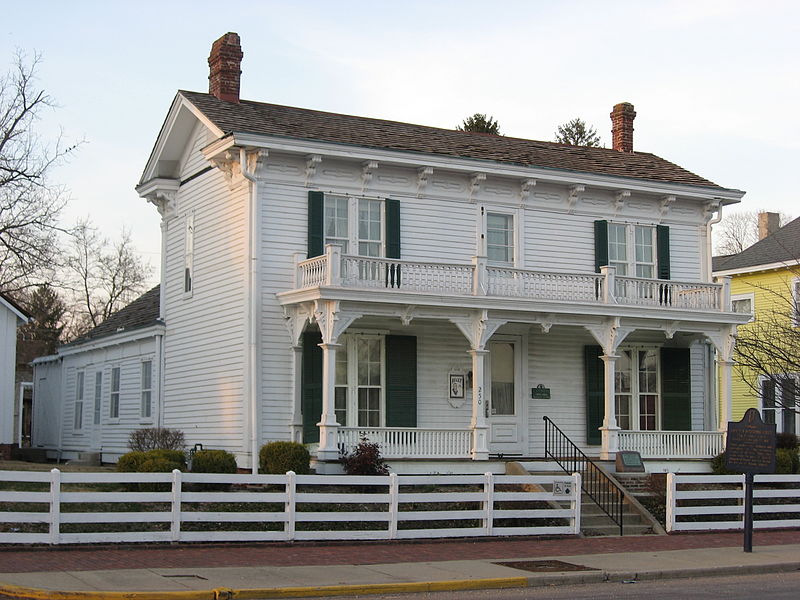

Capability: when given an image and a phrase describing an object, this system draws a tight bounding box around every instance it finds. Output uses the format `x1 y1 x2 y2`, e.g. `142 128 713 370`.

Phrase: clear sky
3 0 798 285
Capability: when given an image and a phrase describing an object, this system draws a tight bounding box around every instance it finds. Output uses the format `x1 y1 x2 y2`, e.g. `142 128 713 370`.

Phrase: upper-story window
324 195 383 257
487 213 514 264
793 278 800 327
731 293 755 322
608 223 655 278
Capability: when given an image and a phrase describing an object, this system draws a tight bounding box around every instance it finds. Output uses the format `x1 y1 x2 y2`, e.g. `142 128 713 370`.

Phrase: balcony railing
337 427 472 459
617 430 725 459
295 246 729 312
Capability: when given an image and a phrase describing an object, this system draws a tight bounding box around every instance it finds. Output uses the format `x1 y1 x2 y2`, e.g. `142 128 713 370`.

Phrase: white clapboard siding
0 470 580 545
666 473 800 532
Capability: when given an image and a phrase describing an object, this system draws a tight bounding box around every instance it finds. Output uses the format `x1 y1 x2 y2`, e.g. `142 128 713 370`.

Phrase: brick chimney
758 211 781 240
208 32 243 103
611 102 636 152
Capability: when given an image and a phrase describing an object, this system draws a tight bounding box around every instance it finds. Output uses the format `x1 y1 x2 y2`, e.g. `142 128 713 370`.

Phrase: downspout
157 220 167 429
706 202 723 282
240 148 264 474
706 202 723 431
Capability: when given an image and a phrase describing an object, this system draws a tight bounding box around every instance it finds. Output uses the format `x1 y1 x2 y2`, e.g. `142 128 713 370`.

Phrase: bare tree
0 52 79 293
714 210 792 256
63 218 152 338
554 118 602 147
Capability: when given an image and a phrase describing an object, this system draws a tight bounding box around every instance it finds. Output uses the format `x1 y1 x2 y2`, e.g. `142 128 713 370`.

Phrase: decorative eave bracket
305 154 322 186
417 167 433 197
520 178 537 205
469 173 486 203
568 185 586 213
614 190 631 215
137 177 180 221
362 160 378 194
660 195 676 220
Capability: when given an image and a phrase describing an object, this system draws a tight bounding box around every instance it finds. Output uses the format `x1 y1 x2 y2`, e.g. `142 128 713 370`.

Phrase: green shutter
584 345 604 445
385 198 401 259
307 191 324 258
385 335 416 427
660 347 691 431
594 220 609 272
301 331 323 443
656 225 671 280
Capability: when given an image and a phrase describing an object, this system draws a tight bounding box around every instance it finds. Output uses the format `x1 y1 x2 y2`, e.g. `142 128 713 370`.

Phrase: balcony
295 246 728 312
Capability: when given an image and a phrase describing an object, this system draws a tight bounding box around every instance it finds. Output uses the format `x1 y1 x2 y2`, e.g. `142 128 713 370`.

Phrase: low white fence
666 473 800 532
337 427 472 459
0 469 581 545
617 430 724 459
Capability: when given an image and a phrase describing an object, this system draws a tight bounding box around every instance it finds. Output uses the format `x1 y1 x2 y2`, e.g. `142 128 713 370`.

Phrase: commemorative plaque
724 408 776 553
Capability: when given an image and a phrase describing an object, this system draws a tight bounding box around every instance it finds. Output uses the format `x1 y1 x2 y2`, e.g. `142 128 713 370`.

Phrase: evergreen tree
554 118 602 147
457 113 501 134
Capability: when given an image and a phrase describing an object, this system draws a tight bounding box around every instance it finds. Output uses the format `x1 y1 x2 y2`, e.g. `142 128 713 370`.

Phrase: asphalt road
299 570 800 600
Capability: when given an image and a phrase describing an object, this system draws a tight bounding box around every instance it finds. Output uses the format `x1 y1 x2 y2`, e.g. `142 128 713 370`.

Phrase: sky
3 0 799 286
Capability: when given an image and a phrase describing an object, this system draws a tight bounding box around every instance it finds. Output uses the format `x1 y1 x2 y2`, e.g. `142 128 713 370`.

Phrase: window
489 341 515 415
731 293 755 321
614 348 660 430
608 223 656 278
74 371 85 430
761 376 798 435
141 361 153 419
184 213 194 294
109 367 120 419
332 334 384 427
324 195 384 257
93 372 102 425
793 278 800 327
486 213 514 264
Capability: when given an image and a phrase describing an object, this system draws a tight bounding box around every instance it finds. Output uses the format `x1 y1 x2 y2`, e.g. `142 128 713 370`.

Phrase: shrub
128 427 185 452
191 449 238 474
776 448 800 474
710 452 738 475
259 441 310 474
339 437 389 476
117 449 186 472
776 433 799 450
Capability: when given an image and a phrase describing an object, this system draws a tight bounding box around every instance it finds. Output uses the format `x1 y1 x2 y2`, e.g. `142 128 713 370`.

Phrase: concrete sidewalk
1 538 799 599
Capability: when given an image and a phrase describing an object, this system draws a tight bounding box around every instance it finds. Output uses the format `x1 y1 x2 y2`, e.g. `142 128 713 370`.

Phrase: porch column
718 359 734 431
290 345 303 443
317 342 342 461
600 354 620 460
469 349 490 460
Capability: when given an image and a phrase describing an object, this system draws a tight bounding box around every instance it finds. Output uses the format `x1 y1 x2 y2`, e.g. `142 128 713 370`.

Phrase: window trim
140 360 153 422
607 221 657 279
792 277 800 328
760 374 799 434
333 333 386 428
109 365 121 421
93 371 102 426
731 292 755 322
614 346 662 431
481 205 521 267
324 194 385 258
74 371 85 431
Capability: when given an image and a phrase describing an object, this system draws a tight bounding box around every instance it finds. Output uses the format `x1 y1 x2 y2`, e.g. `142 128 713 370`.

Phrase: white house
1 292 31 460
35 33 749 472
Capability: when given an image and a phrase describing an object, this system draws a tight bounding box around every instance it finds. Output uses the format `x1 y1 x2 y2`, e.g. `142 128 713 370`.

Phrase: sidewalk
1 531 798 599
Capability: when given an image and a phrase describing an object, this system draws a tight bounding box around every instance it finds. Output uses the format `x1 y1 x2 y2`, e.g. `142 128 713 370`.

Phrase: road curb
1 563 799 599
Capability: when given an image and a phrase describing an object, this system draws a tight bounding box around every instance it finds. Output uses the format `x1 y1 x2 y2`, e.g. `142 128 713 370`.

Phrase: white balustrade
337 427 472 459
340 256 473 295
615 277 722 311
296 255 328 288
487 267 604 303
617 430 724 459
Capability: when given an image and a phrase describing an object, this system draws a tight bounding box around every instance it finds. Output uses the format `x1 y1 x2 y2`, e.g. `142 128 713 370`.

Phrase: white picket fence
666 473 800 532
0 469 581 545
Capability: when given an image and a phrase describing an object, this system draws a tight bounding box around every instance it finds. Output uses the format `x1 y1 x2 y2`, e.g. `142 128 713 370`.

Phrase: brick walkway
1 530 798 573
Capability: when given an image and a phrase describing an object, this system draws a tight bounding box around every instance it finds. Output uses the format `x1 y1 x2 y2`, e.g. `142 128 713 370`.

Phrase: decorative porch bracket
584 317 635 459
449 310 508 460
704 324 738 432
283 304 315 443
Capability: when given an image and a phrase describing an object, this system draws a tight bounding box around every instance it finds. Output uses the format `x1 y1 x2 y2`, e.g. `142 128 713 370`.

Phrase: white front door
487 339 525 455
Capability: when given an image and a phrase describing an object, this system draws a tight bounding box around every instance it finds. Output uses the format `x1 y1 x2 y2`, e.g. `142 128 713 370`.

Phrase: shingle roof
68 286 161 346
713 216 800 272
181 91 731 190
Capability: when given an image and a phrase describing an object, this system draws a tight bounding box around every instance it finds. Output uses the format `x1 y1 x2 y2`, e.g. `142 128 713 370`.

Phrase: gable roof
713 216 800 273
178 91 736 192
0 292 31 323
67 286 161 346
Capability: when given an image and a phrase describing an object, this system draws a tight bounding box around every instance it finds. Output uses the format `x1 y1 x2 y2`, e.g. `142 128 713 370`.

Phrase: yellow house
713 213 800 433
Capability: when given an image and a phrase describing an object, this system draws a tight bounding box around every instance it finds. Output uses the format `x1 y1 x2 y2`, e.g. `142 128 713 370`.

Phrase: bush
117 449 186 472
339 437 389 476
776 433 799 450
191 449 238 474
259 441 310 474
128 427 185 452
776 448 800 474
710 452 738 475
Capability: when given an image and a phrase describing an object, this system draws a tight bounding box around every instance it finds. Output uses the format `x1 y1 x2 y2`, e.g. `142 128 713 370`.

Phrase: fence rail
0 469 580 545
666 473 800 532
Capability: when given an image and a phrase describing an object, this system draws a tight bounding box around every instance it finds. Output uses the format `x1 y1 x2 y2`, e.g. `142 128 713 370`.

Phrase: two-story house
34 33 749 472
713 213 800 435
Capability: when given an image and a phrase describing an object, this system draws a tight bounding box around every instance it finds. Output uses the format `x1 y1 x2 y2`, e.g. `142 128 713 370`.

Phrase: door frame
486 334 527 455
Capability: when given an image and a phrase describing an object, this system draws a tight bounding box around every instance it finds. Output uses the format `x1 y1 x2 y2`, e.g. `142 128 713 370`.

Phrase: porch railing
337 427 472 459
295 247 728 312
617 430 725 459
544 416 625 535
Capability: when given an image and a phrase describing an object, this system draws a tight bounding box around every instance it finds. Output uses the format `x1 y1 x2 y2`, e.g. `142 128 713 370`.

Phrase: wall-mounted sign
449 374 465 399
531 384 551 399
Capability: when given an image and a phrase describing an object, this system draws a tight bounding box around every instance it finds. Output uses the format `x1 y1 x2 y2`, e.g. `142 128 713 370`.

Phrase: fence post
49 468 60 545
483 472 494 536
666 472 676 532
285 471 296 542
171 469 182 543
389 473 399 540
572 472 582 535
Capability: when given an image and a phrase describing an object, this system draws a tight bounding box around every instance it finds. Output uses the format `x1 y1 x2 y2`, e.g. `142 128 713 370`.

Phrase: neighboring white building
36 33 750 471
0 292 30 459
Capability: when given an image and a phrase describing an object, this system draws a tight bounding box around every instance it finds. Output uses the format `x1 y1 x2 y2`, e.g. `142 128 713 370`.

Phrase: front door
487 339 524 455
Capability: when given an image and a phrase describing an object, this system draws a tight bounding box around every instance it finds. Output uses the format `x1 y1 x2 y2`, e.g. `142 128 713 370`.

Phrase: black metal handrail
543 416 625 535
